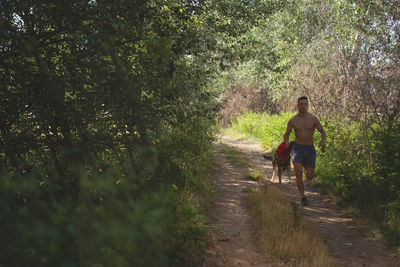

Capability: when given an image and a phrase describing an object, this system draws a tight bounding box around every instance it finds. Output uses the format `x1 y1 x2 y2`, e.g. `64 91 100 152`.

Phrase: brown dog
263 152 292 184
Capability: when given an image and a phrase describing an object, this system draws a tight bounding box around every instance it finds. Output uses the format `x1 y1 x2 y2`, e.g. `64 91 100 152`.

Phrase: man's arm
283 119 293 148
315 117 326 152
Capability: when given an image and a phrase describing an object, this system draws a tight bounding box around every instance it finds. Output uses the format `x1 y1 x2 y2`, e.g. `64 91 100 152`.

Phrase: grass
219 145 251 169
247 186 334 266
219 127 248 140
219 127 263 146
230 111 296 150
244 169 264 181
219 143 264 181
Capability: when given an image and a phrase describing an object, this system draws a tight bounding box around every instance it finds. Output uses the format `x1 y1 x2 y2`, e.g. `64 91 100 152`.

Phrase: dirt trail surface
204 135 399 267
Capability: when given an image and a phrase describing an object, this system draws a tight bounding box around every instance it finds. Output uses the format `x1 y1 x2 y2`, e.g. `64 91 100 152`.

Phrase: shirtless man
284 96 326 206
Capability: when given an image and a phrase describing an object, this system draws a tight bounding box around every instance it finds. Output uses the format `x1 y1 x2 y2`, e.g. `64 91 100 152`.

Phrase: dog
263 151 292 184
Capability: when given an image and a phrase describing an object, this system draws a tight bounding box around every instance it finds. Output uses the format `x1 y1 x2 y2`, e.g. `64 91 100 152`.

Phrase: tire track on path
203 139 275 266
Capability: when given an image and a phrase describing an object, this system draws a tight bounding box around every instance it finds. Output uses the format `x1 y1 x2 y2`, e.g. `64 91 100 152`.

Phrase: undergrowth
231 111 295 150
0 119 216 267
245 169 264 181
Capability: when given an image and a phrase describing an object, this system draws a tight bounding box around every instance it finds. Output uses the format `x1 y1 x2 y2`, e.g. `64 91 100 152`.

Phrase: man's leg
293 162 304 196
304 166 314 181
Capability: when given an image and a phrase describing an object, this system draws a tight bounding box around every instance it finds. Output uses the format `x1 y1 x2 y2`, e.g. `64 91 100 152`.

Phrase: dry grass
247 186 334 267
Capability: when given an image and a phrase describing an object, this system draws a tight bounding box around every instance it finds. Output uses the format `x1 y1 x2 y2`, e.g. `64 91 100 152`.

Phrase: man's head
297 96 308 113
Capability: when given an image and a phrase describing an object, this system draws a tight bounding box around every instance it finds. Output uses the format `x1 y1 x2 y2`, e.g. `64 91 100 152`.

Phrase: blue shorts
291 143 316 168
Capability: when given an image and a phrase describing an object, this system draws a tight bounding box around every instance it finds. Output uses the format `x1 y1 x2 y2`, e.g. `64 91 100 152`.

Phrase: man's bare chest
293 119 315 131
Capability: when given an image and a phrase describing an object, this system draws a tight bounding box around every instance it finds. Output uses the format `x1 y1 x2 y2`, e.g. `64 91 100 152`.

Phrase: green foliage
0 120 215 266
0 0 220 265
232 111 295 150
373 125 400 193
315 118 376 203
245 169 264 181
168 193 210 266
385 200 400 245
3 0 400 262
372 125 400 242
207 0 295 112
231 112 269 138
0 166 173 266
311 117 400 242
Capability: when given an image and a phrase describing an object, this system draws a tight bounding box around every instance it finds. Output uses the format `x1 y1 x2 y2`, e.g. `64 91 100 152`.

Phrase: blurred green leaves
0 0 219 266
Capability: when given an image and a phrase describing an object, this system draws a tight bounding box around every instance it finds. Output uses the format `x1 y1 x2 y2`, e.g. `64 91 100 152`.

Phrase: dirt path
204 135 399 266
203 139 275 266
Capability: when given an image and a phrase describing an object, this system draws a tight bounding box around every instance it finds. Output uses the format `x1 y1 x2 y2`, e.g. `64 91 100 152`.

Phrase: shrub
0 117 215 267
0 166 173 267
231 111 295 150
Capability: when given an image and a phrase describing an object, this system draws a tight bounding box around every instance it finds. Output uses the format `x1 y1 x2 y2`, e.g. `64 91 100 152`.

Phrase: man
284 96 326 206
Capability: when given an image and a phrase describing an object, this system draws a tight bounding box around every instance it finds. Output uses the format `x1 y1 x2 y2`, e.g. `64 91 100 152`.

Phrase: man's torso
291 113 316 146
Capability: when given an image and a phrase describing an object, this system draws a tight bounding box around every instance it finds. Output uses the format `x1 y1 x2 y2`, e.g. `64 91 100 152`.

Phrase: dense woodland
1 0 399 266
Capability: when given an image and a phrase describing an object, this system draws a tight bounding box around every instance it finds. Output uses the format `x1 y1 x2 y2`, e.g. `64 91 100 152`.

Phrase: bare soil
203 135 400 266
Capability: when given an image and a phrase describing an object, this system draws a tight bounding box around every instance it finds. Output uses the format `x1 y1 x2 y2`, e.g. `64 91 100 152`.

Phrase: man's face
297 100 308 113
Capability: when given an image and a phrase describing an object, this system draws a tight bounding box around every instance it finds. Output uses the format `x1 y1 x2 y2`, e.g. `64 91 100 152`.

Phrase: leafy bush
385 200 400 245
0 118 215 267
315 118 374 201
0 165 173 267
0 1 220 265
314 117 400 220
232 111 295 149
371 125 400 242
